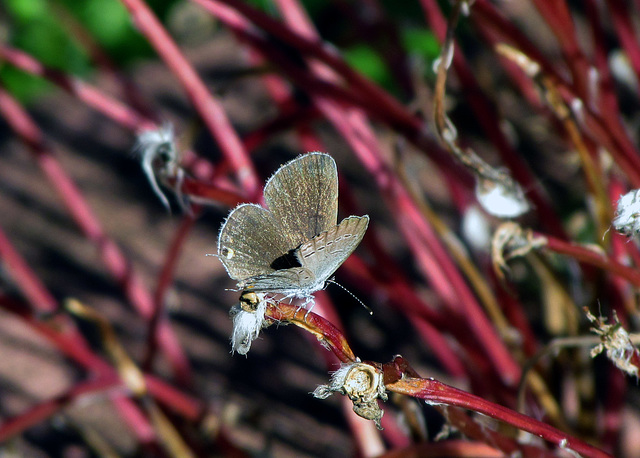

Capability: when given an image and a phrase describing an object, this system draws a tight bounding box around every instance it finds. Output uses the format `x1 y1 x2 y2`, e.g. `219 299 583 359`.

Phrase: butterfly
218 152 369 309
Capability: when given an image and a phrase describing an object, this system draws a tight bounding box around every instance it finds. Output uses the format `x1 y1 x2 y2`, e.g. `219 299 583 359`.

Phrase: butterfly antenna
325 279 373 315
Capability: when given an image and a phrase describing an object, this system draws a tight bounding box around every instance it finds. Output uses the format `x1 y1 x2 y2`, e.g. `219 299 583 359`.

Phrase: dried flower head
612 189 640 236
229 292 271 355
134 123 181 211
586 309 639 379
313 362 387 429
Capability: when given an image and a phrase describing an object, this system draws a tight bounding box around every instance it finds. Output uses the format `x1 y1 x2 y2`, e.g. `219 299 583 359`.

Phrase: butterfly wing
238 267 316 293
296 215 369 285
218 203 293 281
264 153 338 247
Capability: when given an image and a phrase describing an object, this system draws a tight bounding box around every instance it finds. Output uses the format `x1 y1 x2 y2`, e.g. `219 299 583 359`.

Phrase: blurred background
1 0 640 456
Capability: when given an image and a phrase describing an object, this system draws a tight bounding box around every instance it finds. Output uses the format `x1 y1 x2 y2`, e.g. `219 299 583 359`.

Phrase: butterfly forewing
218 204 293 281
264 153 338 246
296 215 369 284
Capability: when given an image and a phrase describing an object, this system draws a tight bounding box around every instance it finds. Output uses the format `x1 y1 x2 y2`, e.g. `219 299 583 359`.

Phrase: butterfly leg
302 295 316 321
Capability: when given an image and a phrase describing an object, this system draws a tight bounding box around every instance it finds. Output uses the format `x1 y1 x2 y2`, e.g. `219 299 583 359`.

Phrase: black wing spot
270 248 302 270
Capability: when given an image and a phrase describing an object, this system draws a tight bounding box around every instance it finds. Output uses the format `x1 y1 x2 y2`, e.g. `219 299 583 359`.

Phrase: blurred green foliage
2 0 440 101
343 45 391 88
2 0 163 101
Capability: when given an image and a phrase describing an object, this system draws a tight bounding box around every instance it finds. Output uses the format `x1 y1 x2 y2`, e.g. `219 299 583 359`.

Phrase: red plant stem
272 0 521 387
0 296 204 427
601 368 626 451
530 0 592 101
143 212 198 372
472 1 640 186
541 234 640 286
0 86 192 384
0 296 203 447
0 45 154 131
584 0 622 117
420 0 567 240
494 279 540 358
119 0 260 198
0 44 227 189
173 176 245 207
0 228 57 313
109 395 158 449
342 255 468 378
0 298 204 415
605 0 640 95
144 375 203 421
266 302 356 363
388 377 611 458
0 295 113 374
226 0 518 386
0 376 121 442
384 357 555 456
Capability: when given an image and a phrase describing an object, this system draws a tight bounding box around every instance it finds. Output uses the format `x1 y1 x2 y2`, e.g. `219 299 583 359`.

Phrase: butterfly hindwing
296 215 369 285
239 267 316 293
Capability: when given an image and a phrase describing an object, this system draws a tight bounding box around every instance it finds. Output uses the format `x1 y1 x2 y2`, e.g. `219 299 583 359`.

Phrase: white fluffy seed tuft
230 295 269 355
613 189 640 236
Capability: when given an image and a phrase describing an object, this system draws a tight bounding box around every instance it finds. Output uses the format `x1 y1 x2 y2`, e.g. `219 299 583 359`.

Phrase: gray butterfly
218 153 369 308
